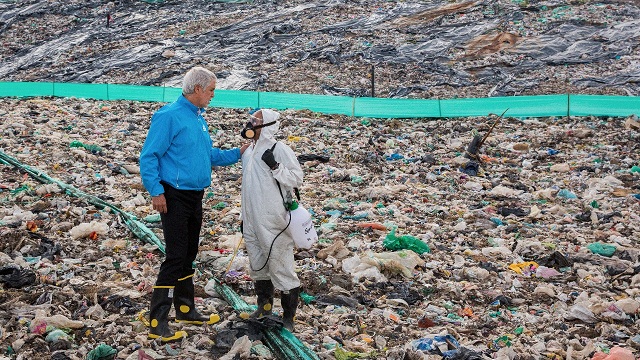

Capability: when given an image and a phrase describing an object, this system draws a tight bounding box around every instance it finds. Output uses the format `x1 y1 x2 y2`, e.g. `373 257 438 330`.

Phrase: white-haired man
140 66 249 342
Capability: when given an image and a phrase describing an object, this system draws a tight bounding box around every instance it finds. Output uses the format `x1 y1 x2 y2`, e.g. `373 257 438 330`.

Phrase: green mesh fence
260 91 354 115
53 82 110 100
355 97 440 118
211 89 259 109
108 84 167 102
0 81 55 97
440 95 570 118
569 95 640 117
0 82 637 119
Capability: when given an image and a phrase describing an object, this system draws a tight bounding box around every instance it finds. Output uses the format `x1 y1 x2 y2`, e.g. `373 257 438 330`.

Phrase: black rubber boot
250 280 274 319
174 271 220 325
281 287 300 332
148 286 187 342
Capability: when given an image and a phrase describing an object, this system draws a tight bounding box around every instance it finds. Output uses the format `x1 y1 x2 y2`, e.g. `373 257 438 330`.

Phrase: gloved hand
262 148 279 170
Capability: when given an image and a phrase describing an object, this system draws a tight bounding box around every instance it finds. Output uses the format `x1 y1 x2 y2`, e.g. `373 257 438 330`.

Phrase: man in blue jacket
140 66 249 342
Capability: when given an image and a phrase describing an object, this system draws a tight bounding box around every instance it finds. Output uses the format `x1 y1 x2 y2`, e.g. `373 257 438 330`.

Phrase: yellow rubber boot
148 286 187 342
174 271 221 325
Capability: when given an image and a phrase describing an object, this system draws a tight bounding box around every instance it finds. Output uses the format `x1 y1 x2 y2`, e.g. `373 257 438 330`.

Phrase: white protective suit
241 109 304 291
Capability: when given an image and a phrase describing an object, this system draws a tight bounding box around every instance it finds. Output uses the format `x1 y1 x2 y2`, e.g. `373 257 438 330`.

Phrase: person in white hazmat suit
240 108 304 332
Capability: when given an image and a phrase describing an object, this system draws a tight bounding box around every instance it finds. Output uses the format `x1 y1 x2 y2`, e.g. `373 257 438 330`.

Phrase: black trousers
155 182 204 286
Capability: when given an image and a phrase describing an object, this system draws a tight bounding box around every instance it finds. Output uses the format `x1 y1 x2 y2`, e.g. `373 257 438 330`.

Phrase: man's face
194 80 216 108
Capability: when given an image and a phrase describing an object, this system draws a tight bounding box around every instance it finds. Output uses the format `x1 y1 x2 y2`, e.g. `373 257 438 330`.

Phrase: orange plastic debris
356 223 386 231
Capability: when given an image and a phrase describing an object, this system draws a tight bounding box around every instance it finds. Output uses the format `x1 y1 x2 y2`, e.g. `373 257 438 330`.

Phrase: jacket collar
178 94 206 116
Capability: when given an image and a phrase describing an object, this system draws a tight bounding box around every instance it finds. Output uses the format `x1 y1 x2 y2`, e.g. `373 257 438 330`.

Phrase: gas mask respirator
240 120 276 139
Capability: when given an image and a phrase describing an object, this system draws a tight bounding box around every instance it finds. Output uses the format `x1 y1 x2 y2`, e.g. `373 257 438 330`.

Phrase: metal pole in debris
370 64 375 98
478 108 509 149
565 63 570 120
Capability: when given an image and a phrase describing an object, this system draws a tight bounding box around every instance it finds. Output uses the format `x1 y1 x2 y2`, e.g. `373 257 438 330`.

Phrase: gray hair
182 67 217 94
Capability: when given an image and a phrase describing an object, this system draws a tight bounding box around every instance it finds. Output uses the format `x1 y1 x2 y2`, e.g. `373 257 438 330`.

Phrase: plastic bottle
288 201 318 249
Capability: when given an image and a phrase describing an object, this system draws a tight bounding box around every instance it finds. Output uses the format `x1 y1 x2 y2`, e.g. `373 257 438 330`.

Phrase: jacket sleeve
140 114 172 197
271 143 303 188
210 147 241 167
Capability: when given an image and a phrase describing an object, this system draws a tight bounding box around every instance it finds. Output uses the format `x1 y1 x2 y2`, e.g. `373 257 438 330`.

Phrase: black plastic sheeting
0 265 36 289
0 0 638 96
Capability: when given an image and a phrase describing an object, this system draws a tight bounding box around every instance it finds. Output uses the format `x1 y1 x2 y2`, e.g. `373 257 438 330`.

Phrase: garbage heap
0 96 639 359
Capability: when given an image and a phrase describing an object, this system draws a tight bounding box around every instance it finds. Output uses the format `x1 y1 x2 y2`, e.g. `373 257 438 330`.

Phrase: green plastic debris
493 335 512 349
69 140 102 154
587 243 616 257
422 287 436 297
251 344 272 357
45 329 73 343
212 201 227 209
631 166 640 173
143 213 161 223
165 344 180 356
383 228 431 254
375 205 394 216
514 326 524 335
542 242 556 250
590 200 599 209
10 184 31 194
323 198 348 211
335 345 372 360
300 291 315 305
86 343 117 360
343 212 369 220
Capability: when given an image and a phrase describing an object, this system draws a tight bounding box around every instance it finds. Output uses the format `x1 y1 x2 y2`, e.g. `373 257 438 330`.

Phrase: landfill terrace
1 0 639 97
1 1 640 360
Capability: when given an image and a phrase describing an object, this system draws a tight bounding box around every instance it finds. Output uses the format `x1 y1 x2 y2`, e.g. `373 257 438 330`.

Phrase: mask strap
251 120 276 130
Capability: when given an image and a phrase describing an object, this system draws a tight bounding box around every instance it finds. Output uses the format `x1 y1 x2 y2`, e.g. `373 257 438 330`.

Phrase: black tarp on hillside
0 0 638 97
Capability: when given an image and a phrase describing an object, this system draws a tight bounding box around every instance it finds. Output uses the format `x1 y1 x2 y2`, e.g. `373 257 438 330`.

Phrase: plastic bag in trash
383 228 431 254
587 243 617 257
0 265 36 288
86 343 117 360
413 334 460 356
460 161 479 176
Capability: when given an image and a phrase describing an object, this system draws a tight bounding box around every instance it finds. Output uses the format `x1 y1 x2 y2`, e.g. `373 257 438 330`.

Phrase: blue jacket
140 95 241 197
